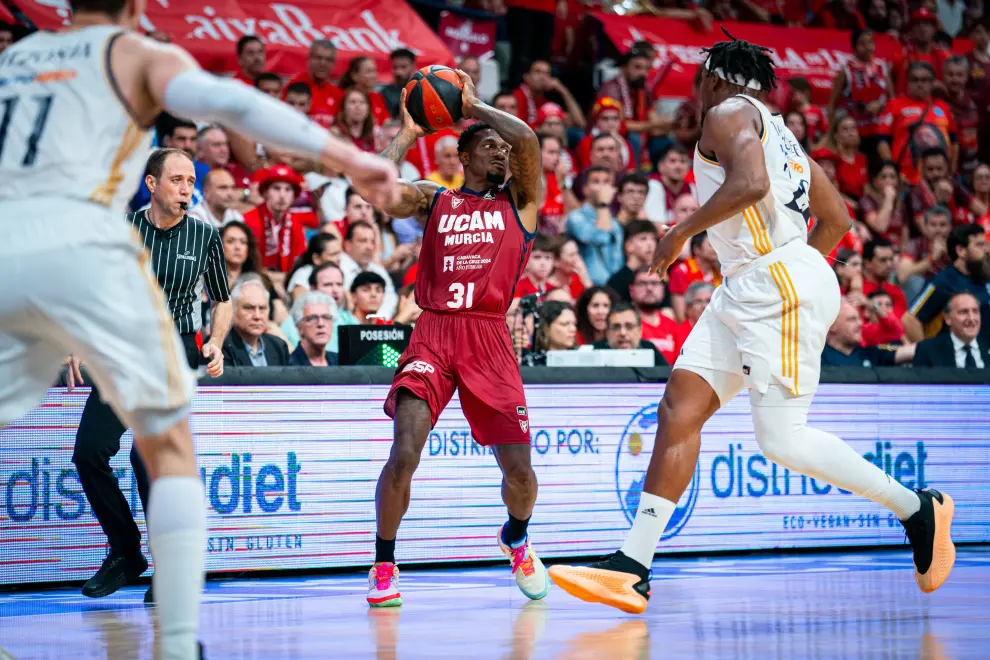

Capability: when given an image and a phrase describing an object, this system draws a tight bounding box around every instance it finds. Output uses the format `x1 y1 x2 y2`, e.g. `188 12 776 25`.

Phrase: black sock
501 514 531 547
375 535 396 564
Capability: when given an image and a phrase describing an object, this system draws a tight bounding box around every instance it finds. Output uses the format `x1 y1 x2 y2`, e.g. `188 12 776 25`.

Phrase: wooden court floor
0 547 988 659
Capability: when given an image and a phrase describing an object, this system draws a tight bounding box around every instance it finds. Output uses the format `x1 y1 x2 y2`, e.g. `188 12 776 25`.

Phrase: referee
70 147 232 603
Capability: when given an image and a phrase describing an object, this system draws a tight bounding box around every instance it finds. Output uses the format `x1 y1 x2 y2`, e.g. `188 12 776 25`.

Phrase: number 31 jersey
0 26 151 216
693 94 812 276
416 185 535 315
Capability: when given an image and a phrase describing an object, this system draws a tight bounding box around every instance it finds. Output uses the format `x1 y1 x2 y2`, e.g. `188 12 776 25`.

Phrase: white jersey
0 26 151 217
693 94 812 276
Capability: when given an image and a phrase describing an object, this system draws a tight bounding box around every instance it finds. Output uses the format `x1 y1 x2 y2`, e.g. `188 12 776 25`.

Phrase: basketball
404 65 464 130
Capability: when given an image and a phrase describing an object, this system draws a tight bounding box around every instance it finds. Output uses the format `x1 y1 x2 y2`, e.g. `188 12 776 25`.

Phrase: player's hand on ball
399 88 428 139
650 226 686 279
203 342 224 378
455 69 479 117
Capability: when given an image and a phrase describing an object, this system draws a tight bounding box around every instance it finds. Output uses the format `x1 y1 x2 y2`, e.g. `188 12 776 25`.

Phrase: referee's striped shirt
127 210 230 335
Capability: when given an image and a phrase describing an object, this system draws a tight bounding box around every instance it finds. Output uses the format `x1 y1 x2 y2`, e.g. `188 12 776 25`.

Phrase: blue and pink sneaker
497 526 550 600
367 562 402 608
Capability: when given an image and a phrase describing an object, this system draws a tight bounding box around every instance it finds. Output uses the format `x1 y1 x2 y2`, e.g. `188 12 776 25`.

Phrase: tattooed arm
376 88 442 222
456 71 541 234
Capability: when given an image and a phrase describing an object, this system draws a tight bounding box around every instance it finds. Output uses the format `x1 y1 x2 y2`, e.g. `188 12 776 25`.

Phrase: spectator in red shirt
828 113 869 199
815 0 866 30
513 59 585 128
894 9 952 94
673 280 714 359
575 286 618 346
574 97 635 171
597 46 668 164
515 234 556 299
538 135 571 236
788 78 827 147
629 267 679 365
243 165 318 283
668 231 722 322
861 289 906 346
253 72 282 99
942 56 982 183
906 149 986 231
547 237 591 301
877 62 957 185
334 88 377 153
645 144 695 225
828 29 894 160
234 36 266 86
859 160 905 242
338 56 391 127
862 236 908 318
285 40 342 129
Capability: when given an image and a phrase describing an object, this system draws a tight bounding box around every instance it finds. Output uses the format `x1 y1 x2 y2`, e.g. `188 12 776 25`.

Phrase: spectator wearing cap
668 231 721 322
645 144 696 226
905 223 990 340
289 291 339 366
898 205 954 302
674 280 713 353
351 271 387 324
597 47 671 164
593 302 667 366
513 59 585 129
827 29 894 159
567 165 624 286
942 56 982 183
339 221 397 319
893 9 951 94
822 298 914 367
187 169 244 228
426 135 464 189
222 278 292 367
606 220 657 302
574 98 635 172
338 56 391 127
826 113 869 199
284 40 342 128
243 164 319 278
905 149 985 229
629 267 679 365
234 36 266 86
913 292 988 367
534 103 577 175
380 49 416 119
788 78 828 148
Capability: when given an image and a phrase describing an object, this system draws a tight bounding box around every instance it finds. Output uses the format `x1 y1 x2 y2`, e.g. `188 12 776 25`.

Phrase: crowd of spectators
1 0 988 370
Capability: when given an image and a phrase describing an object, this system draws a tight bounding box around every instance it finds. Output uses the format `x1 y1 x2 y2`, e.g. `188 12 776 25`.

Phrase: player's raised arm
651 99 769 276
138 37 399 210
806 158 853 257
455 71 541 229
376 88 442 222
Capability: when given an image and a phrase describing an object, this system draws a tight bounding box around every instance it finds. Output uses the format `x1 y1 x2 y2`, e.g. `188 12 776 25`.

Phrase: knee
388 441 422 478
658 394 702 435
503 461 536 493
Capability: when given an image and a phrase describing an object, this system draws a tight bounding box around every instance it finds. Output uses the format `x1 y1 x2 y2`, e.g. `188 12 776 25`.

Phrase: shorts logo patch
403 360 436 374
519 420 529 432
516 406 527 416
743 365 751 375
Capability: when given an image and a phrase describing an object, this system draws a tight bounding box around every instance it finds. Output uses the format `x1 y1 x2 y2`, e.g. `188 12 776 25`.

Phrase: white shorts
674 240 841 405
0 200 195 436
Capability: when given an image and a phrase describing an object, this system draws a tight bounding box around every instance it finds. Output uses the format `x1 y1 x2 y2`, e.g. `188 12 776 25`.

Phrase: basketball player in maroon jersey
366 71 546 607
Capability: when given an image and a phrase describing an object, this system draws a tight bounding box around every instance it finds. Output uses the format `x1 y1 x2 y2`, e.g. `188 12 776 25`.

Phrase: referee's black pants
71 333 200 559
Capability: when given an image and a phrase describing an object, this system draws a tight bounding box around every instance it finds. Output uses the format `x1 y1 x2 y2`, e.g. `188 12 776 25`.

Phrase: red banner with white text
595 13 970 105
9 0 454 81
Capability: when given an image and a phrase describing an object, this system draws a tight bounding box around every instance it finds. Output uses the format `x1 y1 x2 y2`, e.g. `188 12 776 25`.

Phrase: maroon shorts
384 310 530 446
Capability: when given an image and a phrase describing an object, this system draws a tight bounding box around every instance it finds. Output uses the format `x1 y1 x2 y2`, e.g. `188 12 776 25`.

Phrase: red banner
595 13 969 105
9 0 454 81
0 4 16 24
437 11 495 60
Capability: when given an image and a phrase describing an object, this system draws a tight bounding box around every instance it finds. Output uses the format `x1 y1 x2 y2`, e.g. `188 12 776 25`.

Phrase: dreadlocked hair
701 27 778 92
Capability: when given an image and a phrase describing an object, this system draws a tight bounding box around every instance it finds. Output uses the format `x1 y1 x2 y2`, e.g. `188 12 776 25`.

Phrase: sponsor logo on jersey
437 210 504 246
177 252 197 262
443 256 454 272
360 328 405 342
451 196 463 209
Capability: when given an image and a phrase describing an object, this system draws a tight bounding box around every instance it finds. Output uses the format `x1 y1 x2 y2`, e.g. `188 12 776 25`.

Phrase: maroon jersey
416 185 535 314
842 59 889 137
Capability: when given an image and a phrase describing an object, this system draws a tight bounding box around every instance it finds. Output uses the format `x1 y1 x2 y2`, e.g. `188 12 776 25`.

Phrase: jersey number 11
0 95 55 167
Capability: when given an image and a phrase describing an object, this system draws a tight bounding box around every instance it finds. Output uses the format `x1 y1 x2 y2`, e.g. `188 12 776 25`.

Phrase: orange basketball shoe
548 551 651 614
901 488 956 593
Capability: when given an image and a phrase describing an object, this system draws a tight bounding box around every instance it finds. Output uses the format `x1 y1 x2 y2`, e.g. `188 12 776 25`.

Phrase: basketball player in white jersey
548 34 956 614
0 0 398 657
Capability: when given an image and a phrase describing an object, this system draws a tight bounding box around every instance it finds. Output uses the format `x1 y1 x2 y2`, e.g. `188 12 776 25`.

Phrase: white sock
619 492 676 569
752 390 922 521
147 476 206 660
